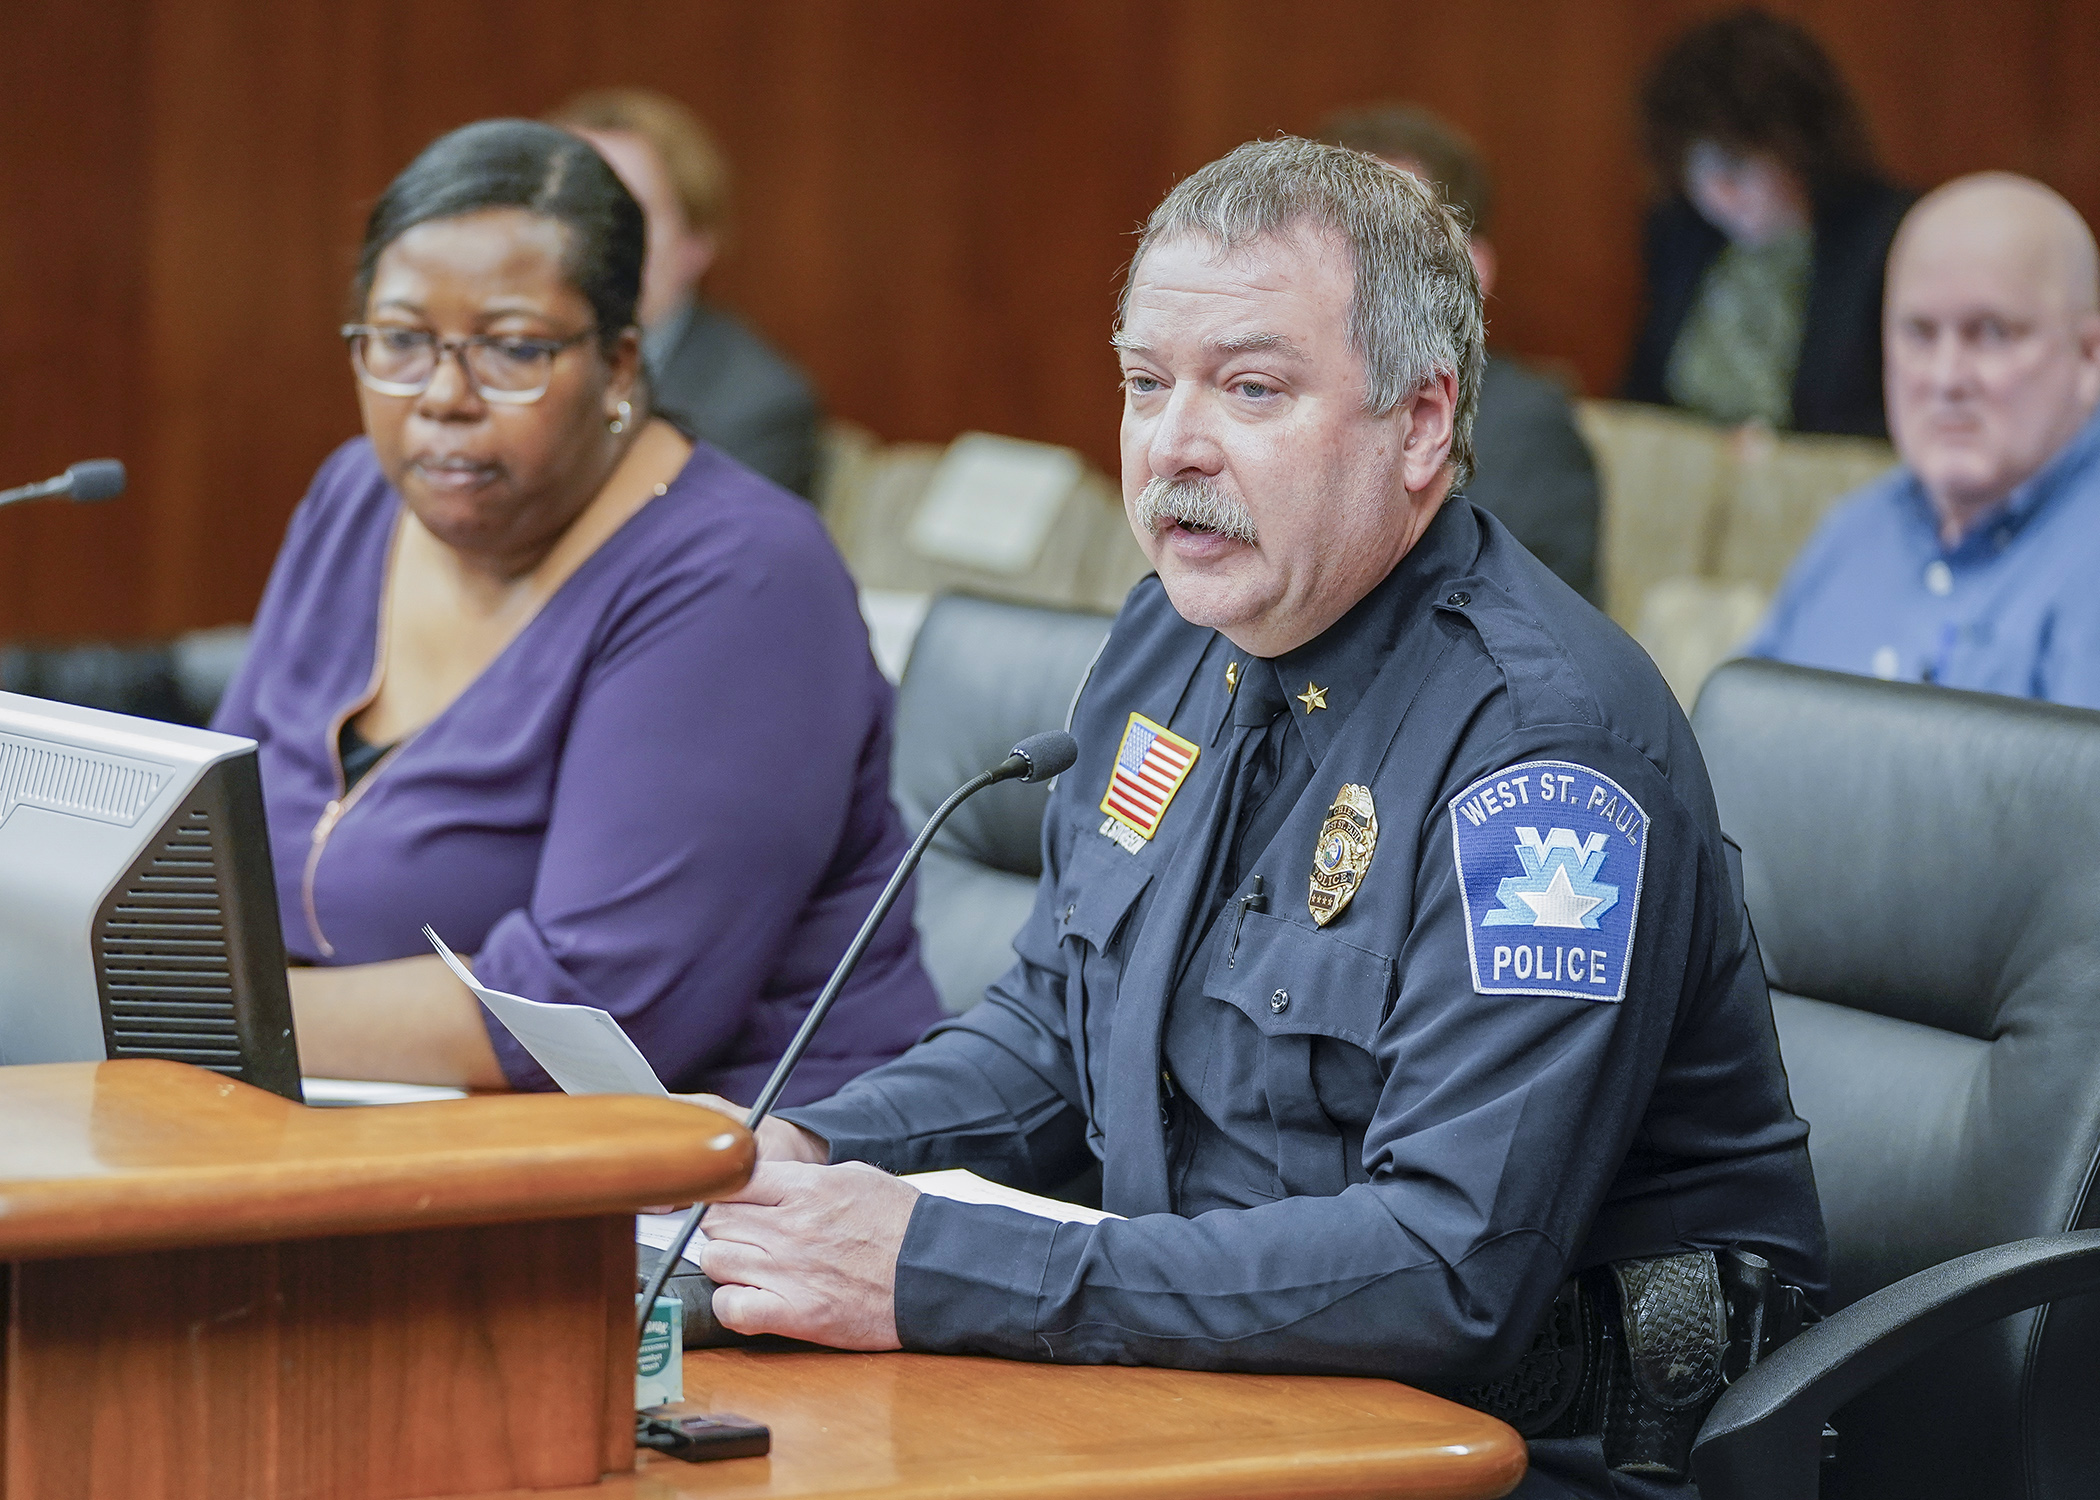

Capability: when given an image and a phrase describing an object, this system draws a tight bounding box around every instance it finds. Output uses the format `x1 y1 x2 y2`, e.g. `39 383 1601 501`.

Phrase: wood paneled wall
3 0 2095 642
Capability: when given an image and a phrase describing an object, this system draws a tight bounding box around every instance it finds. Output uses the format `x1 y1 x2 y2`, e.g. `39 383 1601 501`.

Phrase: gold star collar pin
1297 681 1329 714
1225 661 1240 694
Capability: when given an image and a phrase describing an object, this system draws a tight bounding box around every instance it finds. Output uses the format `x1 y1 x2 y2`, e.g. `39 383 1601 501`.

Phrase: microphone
636 728 1080 1331
0 460 126 510
989 729 1080 787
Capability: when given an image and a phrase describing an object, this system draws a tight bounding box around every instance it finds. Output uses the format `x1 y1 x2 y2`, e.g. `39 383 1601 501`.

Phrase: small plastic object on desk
636 1294 683 1406
637 1407 772 1463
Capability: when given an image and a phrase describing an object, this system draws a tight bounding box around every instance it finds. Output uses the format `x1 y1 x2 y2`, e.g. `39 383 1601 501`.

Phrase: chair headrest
891 595 1115 878
1693 659 2100 1041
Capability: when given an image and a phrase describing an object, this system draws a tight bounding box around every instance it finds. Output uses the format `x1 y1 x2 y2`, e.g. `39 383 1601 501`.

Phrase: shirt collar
1904 399 2100 558
1211 498 1477 766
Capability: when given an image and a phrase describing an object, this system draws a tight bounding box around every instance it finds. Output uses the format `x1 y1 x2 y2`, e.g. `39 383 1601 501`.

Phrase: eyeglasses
340 324 598 404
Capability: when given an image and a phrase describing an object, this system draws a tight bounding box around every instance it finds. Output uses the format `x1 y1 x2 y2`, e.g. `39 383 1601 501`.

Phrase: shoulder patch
1450 760 1649 1002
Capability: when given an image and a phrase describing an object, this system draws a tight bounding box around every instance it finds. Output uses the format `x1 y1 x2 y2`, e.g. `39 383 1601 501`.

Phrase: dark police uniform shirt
784 497 1826 1401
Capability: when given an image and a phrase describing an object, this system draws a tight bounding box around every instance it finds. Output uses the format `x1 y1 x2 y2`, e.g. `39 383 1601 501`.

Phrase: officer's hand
671 1093 830 1164
698 1160 917 1350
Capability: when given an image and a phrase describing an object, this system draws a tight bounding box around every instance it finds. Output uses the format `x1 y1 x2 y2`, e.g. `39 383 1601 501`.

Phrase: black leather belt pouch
1596 1252 1729 1478
1452 1247 1807 1482
1448 1276 1604 1441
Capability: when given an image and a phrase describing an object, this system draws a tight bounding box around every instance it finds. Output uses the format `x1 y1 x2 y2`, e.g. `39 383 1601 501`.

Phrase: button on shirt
1747 404 2100 705
1162 576 1421 1216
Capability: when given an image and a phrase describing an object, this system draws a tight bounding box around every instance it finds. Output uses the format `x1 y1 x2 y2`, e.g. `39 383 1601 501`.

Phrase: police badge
1308 784 1378 926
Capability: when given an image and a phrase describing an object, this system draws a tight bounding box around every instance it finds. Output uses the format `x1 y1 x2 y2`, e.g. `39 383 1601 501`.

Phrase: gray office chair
1686 661 2100 1499
890 594 1115 1014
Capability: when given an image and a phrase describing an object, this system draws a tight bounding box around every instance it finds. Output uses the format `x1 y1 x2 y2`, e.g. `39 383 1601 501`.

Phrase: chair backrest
1692 660 2100 1499
1710 428 1896 593
890 594 1115 1014
1576 400 1895 714
1576 400 1733 628
818 424 1152 616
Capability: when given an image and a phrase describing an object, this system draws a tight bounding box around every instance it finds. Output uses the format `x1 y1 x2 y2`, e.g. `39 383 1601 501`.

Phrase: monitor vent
93 804 242 1072
0 734 165 826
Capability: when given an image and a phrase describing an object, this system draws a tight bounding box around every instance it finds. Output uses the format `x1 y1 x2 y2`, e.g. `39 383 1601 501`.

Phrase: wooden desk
563 1347 1527 1500
0 1060 753 1500
10 1064 1525 1499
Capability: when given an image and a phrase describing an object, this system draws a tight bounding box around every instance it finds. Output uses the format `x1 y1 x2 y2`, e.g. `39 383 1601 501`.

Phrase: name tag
1098 815 1148 856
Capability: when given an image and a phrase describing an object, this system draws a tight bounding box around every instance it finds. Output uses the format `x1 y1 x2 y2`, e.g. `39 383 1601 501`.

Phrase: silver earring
608 399 632 435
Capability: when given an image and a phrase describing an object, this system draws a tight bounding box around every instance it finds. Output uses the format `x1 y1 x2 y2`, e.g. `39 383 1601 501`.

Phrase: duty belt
1446 1247 1819 1481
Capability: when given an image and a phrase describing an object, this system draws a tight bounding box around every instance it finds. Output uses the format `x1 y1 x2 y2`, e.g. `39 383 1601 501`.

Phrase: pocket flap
1057 843 1153 951
1202 909 1394 1046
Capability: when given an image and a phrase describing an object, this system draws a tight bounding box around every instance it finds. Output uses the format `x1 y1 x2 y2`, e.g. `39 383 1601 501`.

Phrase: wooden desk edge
0 1066 755 1258
610 1430 1531 1500
532 1351 1530 1500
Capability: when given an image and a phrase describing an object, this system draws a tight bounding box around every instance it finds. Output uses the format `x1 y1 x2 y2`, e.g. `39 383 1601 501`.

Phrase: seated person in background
690 138 1825 1500
213 119 940 1096
1320 102 1601 601
547 88 822 497
1623 9 1914 438
1748 175 2100 705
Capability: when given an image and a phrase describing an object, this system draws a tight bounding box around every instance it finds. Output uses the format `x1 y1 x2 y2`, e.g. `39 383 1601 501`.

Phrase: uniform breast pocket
1056 841 1152 956
1202 909 1395 1197
1053 842 1153 1124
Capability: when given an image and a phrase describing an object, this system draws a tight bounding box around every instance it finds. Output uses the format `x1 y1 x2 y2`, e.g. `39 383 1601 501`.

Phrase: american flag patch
1099 712 1200 841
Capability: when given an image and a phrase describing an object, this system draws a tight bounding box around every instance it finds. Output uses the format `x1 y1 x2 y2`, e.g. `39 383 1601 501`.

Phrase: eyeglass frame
339 323 602 405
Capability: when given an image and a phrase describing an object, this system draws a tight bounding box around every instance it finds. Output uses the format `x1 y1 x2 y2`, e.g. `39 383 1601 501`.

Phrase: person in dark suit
1321 104 1602 602
550 88 821 496
1622 9 1914 439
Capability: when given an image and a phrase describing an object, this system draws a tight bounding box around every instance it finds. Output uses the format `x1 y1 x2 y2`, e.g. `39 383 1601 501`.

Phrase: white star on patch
1515 863 1606 928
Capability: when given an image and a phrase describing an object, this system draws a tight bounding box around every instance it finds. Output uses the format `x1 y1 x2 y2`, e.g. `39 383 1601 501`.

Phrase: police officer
691 138 1827 1499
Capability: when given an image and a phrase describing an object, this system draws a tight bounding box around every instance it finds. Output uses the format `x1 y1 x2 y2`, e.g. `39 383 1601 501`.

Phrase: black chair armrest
1691 1229 2100 1500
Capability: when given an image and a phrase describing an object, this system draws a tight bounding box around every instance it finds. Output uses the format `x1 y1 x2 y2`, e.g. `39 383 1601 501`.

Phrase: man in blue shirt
1749 174 2100 701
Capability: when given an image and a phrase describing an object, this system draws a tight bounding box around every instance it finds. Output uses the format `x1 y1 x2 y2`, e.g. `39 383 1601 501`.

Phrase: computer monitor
0 690 301 1099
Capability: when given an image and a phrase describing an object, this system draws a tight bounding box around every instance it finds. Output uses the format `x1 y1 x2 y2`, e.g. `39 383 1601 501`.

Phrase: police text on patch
1449 759 1650 1002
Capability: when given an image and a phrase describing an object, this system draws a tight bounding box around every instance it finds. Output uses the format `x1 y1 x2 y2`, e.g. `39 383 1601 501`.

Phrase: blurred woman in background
214 119 939 1099
1623 8 1914 438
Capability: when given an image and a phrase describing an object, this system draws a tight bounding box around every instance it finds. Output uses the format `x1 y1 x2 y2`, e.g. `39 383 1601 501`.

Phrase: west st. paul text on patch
1448 759 1650 1003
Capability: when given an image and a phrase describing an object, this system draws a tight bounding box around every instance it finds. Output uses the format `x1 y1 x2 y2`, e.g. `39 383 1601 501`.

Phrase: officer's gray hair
1121 135 1485 486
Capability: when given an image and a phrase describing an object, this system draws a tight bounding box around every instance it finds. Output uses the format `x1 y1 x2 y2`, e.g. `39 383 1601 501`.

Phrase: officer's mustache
1134 476 1259 546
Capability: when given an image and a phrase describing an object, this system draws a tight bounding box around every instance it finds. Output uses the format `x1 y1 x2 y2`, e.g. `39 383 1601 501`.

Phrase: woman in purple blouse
214 119 940 1101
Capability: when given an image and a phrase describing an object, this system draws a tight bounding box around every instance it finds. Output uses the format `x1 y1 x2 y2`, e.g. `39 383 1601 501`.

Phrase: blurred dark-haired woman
214 118 940 1098
1623 8 1915 437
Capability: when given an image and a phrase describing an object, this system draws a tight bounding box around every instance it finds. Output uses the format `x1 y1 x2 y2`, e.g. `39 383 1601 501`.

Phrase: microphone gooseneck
636 729 1082 1332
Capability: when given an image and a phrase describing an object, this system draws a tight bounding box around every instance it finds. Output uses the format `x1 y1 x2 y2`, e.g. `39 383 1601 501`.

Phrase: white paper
302 1077 468 1107
422 925 668 1097
637 1212 706 1269
906 432 1081 575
